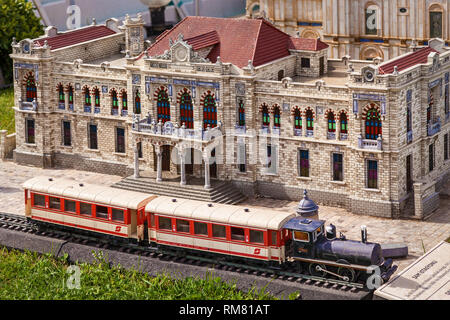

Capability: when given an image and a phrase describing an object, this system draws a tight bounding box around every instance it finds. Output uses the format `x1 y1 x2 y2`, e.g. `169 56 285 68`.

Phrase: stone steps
111 176 247 205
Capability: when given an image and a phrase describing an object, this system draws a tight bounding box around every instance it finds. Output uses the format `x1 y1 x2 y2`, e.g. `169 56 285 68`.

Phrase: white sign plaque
375 241 450 300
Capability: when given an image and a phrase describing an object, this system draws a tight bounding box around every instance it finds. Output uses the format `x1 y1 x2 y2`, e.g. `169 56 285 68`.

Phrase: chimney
361 225 368 243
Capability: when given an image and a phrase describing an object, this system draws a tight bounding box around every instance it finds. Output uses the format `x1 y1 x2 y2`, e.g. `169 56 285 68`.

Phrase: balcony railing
358 135 382 150
234 125 246 134
340 133 348 140
68 104 74 111
272 127 281 135
94 107 101 114
306 129 314 138
327 132 336 140
19 99 37 111
84 105 91 113
58 102 65 110
293 128 302 136
133 118 223 142
121 109 128 117
260 126 270 134
427 118 441 136
111 108 119 116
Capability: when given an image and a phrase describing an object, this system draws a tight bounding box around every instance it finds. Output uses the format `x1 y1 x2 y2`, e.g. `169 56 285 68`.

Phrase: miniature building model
247 0 450 61
10 15 450 219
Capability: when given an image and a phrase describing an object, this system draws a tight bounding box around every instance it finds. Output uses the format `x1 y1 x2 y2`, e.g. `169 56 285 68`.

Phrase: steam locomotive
23 176 397 287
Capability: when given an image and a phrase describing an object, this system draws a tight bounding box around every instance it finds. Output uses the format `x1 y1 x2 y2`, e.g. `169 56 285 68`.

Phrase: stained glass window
62 121 71 146
262 104 270 126
121 90 127 110
116 127 125 153
273 106 281 128
111 90 119 112
157 89 170 123
365 107 382 140
203 94 217 129
333 153 343 181
238 100 245 126
58 84 65 103
327 111 336 132
299 149 309 177
25 73 37 102
367 160 378 189
134 90 141 114
294 108 302 129
89 124 98 150
306 109 314 131
180 91 193 129
94 88 100 107
26 119 35 144
67 85 74 105
340 112 348 134
84 87 91 105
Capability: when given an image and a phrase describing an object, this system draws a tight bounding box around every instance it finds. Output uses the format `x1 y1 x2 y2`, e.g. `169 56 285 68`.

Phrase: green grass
0 87 15 134
0 247 295 300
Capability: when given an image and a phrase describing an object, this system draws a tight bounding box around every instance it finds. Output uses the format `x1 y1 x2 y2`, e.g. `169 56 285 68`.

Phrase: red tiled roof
144 16 292 68
378 47 438 75
185 30 220 51
34 25 117 50
288 37 329 51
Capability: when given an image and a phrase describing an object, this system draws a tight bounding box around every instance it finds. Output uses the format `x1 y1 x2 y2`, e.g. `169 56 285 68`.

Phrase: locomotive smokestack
361 225 368 243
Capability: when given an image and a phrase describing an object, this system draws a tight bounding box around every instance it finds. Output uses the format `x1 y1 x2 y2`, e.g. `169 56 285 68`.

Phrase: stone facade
10 15 450 219
247 0 450 61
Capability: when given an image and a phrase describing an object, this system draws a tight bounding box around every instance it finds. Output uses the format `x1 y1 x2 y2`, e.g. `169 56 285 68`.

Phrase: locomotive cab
283 218 325 259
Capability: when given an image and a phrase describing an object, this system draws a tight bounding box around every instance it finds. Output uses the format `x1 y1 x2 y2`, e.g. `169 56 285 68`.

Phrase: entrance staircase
111 175 247 205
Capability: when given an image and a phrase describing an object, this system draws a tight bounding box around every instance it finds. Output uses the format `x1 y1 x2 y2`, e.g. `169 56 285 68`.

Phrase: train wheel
338 267 355 282
308 263 327 277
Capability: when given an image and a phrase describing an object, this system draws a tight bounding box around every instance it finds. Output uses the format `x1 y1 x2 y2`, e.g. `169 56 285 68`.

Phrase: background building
246 0 450 60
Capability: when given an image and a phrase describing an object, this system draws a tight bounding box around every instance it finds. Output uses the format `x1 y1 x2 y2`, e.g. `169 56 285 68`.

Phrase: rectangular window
444 134 449 161
116 127 125 153
33 194 45 207
80 202 92 216
89 124 98 150
112 209 124 222
406 155 413 193
158 216 172 230
238 142 246 173
176 219 190 233
95 205 108 219
137 142 143 159
298 149 309 177
49 197 60 210
269 230 277 246
62 121 71 146
194 221 208 236
26 119 35 144
429 143 435 172
332 153 343 181
367 160 378 189
249 230 264 244
445 85 449 115
301 58 310 68
430 11 443 38
64 200 76 213
293 231 309 242
265 144 278 174
212 224 226 238
230 227 245 241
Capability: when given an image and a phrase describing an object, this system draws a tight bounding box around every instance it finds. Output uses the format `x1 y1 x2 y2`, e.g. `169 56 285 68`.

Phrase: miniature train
23 176 398 286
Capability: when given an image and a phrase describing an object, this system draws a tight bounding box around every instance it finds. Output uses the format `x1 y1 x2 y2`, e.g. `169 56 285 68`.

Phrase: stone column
204 152 211 189
179 148 186 186
156 145 162 182
133 146 140 178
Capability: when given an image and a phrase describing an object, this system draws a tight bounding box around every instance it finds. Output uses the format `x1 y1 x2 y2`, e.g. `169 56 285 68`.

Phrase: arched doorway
154 145 171 172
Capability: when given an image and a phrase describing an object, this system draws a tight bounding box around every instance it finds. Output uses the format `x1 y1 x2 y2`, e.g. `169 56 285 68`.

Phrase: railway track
0 212 365 292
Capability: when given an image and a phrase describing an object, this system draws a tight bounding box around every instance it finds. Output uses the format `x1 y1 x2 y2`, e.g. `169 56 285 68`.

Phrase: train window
176 219 190 233
158 216 172 230
64 200 76 213
80 202 92 216
33 194 45 207
249 230 264 244
194 222 208 236
212 224 226 238
231 227 245 241
269 231 277 246
111 208 124 222
96 205 108 219
293 231 309 242
150 213 155 227
49 197 60 210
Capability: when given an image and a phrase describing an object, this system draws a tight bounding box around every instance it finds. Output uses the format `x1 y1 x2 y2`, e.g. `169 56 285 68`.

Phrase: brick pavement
0 159 448 272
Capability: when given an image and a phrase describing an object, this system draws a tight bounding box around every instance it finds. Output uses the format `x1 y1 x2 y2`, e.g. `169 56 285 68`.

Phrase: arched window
203 93 217 129
24 72 37 102
179 91 193 129
134 90 141 114
156 88 170 123
238 99 245 126
261 104 270 127
111 89 119 115
67 84 74 110
340 112 348 134
121 90 128 111
365 106 382 140
84 87 91 106
57 84 65 103
273 105 281 128
93 87 100 112
305 108 314 131
294 108 302 129
430 4 443 38
327 111 336 132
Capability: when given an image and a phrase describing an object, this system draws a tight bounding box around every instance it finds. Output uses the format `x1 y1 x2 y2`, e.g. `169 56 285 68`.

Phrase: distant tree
0 0 43 84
